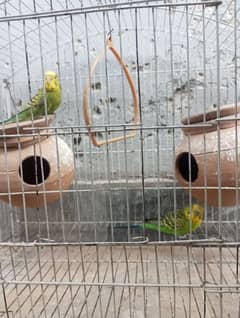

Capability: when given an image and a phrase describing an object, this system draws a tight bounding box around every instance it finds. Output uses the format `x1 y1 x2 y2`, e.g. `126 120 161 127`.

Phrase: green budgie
1 71 61 124
114 204 204 236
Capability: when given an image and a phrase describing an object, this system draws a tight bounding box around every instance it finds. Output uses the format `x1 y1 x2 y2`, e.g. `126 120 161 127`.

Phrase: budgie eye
193 209 200 217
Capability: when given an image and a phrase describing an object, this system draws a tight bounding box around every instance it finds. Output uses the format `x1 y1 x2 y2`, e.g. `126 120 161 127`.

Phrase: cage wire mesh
0 0 240 317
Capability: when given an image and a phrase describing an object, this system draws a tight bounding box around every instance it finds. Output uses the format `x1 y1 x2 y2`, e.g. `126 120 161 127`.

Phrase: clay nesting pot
175 104 240 207
0 116 74 208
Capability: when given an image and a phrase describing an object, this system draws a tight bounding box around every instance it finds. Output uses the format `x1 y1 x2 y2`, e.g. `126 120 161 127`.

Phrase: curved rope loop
83 36 139 147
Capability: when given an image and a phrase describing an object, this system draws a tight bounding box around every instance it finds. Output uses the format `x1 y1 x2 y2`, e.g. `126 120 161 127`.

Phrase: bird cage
0 0 240 317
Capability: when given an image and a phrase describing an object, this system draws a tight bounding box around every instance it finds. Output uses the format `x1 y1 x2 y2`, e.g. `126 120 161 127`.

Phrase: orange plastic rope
83 36 139 147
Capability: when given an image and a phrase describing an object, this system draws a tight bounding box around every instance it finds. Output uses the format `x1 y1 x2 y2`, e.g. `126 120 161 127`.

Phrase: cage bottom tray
0 244 238 317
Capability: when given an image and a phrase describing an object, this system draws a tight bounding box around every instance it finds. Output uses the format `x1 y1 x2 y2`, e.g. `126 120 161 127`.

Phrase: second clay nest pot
175 104 240 207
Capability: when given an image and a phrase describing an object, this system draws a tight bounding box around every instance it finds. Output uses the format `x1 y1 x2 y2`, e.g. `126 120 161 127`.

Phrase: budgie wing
24 88 44 109
159 211 188 235
2 89 47 124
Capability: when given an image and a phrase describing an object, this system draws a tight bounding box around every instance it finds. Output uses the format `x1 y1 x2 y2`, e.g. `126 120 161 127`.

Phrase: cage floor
0 244 239 318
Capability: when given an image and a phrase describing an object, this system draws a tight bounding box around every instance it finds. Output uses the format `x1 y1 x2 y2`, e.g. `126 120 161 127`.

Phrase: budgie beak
44 71 58 92
192 206 203 223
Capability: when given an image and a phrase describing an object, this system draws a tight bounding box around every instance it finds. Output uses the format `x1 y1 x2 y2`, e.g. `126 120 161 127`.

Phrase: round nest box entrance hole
176 152 198 182
19 156 50 185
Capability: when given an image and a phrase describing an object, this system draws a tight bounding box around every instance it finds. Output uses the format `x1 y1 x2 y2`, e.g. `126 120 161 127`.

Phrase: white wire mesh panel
1 0 238 244
0 1 240 317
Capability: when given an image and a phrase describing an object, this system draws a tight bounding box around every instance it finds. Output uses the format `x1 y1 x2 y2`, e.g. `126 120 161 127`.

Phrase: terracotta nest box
175 105 240 207
0 116 74 208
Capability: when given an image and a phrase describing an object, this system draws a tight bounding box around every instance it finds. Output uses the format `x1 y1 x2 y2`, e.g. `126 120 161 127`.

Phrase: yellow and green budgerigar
1 71 61 124
114 204 203 236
